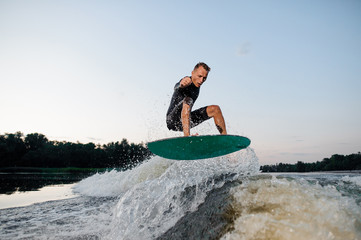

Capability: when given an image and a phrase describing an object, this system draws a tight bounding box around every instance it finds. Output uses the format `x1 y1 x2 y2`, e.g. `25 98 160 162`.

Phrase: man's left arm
181 101 191 136
181 96 194 136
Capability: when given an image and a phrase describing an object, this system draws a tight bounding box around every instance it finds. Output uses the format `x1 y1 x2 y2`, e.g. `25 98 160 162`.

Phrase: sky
1 0 360 165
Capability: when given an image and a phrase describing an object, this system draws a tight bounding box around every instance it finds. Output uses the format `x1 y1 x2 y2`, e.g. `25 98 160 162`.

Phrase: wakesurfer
166 62 227 136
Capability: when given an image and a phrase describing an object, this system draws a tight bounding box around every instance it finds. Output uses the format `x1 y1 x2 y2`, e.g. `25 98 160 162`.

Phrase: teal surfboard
147 135 250 160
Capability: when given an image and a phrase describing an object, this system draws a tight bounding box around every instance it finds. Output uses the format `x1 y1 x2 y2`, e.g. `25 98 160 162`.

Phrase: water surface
1 150 360 240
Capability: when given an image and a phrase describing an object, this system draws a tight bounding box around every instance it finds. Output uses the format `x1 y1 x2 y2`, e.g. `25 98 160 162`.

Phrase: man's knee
206 105 222 117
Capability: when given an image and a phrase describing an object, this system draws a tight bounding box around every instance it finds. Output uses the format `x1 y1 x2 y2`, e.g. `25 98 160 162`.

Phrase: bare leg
206 105 227 135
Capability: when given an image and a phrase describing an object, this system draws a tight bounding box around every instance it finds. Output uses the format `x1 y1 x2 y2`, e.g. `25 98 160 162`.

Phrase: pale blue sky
1 0 360 164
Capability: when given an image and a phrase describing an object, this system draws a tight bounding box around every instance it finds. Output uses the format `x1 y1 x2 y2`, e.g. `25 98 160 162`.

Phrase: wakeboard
147 135 251 160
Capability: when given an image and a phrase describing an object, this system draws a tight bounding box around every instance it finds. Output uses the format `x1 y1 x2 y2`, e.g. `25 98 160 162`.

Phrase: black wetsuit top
166 77 209 131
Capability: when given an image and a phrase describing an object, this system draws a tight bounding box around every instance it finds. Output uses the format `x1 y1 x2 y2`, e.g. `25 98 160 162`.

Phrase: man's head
191 62 210 87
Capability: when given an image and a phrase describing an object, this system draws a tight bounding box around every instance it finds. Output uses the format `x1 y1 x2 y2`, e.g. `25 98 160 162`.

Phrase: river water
1 148 360 239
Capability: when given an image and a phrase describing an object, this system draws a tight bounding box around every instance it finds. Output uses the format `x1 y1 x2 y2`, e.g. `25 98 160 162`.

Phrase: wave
73 157 174 197
73 148 259 239
71 149 361 240
342 175 361 187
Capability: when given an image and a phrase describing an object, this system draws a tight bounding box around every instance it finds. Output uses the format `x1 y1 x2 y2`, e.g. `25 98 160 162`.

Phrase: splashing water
74 148 259 239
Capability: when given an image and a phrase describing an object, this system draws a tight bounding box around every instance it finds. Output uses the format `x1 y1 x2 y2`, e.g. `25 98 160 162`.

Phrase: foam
342 175 361 187
222 176 361 240
104 148 259 239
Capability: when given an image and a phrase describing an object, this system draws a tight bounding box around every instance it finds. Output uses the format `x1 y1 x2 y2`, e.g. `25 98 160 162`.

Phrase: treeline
261 153 361 172
0 132 152 170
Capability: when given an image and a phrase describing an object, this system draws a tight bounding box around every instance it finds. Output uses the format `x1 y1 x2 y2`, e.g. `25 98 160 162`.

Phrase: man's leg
206 105 227 135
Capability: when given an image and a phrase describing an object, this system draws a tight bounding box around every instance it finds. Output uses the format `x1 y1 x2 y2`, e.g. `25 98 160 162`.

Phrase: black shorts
166 106 211 131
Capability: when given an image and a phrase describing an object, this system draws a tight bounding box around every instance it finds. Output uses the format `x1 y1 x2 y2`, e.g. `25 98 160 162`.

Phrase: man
166 62 227 136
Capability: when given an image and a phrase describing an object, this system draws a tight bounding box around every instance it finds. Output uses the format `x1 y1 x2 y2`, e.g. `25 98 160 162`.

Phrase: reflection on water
0 173 89 194
0 172 92 209
0 184 77 209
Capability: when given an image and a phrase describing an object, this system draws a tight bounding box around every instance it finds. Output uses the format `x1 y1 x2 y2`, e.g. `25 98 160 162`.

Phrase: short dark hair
194 62 211 72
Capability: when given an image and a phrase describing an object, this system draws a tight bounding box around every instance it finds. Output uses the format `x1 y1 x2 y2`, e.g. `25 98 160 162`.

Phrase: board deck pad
147 135 251 160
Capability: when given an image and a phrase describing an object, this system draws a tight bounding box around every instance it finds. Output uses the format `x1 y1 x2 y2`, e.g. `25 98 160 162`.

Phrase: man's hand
180 77 192 88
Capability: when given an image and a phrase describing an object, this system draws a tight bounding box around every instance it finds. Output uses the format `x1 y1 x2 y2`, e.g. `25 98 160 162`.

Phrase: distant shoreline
0 132 151 171
260 153 361 172
0 167 113 174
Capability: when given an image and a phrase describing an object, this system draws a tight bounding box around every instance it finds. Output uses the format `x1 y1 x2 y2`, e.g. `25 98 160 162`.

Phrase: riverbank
0 167 114 174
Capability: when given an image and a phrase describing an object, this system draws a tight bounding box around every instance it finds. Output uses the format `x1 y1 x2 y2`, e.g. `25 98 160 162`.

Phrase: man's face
191 66 208 88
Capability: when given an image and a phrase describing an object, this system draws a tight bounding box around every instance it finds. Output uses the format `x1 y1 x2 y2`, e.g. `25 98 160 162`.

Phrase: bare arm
181 101 191 136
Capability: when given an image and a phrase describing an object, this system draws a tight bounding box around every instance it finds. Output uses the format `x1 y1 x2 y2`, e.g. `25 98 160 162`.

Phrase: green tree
0 132 26 167
25 133 48 151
